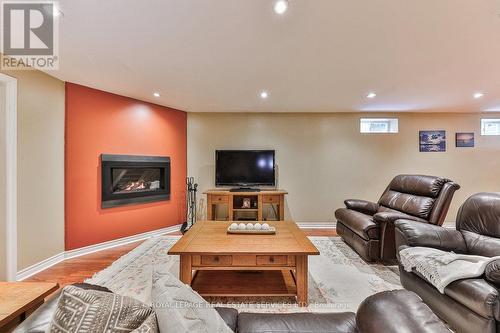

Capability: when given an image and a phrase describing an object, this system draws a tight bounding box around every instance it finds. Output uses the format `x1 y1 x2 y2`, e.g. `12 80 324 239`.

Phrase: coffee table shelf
191 270 297 297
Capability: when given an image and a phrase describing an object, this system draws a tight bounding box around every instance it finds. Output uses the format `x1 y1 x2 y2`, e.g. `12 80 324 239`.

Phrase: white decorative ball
262 223 270 230
254 223 262 230
238 223 247 230
230 223 238 230
246 223 254 230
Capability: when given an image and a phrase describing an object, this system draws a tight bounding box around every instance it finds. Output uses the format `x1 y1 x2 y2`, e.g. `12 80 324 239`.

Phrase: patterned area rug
86 236 401 313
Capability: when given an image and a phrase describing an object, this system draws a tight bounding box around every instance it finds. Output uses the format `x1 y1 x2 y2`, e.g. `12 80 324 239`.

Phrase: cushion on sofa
378 191 435 219
13 283 113 333
48 285 157 333
71 282 112 293
335 208 379 240
388 175 448 198
152 270 233 333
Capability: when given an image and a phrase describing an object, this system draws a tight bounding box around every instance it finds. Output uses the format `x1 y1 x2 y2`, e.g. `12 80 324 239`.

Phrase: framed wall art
419 130 446 152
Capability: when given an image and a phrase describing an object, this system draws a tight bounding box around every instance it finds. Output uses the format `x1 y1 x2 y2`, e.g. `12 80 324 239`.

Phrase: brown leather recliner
395 192 500 333
335 174 460 262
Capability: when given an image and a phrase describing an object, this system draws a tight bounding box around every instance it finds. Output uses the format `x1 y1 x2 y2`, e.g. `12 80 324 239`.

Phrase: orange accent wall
65 83 187 250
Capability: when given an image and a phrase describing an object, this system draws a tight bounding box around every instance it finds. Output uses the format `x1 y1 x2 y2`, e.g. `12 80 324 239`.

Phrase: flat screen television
215 150 275 188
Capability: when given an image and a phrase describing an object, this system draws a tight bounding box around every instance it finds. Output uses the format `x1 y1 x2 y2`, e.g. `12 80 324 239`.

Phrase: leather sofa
335 174 459 262
14 285 448 333
395 192 500 333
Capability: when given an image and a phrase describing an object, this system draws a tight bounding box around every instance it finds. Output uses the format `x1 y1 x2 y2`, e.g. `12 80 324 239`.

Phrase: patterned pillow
49 285 158 333
152 271 233 333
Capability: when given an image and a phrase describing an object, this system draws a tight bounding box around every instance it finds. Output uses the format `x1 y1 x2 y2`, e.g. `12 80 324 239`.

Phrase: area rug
86 235 402 313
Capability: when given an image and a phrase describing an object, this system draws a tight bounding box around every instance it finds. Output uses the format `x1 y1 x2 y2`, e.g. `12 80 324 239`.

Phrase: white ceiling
49 0 500 113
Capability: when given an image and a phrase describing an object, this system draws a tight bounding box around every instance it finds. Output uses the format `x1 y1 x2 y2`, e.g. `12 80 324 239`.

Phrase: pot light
274 0 289 15
473 92 485 99
366 92 377 99
260 91 269 99
153 92 160 97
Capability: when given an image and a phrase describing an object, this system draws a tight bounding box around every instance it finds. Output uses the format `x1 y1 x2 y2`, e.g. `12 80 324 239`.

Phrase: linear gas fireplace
101 154 170 208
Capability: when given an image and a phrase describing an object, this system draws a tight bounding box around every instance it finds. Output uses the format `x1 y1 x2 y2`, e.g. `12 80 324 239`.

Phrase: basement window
360 118 399 133
481 119 500 136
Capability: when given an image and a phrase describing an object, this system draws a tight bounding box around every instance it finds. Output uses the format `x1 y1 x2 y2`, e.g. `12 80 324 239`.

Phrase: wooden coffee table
168 220 319 306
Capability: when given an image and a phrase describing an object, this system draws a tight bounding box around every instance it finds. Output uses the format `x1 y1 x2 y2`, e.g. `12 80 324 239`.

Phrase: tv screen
216 150 275 187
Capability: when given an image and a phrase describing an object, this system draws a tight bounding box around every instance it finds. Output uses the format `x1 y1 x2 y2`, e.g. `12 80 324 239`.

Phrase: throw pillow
152 271 233 333
49 285 158 333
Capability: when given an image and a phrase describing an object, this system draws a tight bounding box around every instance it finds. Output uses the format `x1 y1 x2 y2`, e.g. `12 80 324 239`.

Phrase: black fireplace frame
101 154 170 208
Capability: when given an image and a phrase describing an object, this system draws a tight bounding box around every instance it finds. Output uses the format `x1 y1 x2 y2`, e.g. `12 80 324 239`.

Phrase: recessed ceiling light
366 92 377 99
473 92 485 99
274 0 288 15
153 92 160 97
260 91 269 99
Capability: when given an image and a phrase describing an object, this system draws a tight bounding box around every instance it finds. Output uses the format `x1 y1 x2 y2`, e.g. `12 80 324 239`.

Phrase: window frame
359 117 399 134
480 118 500 136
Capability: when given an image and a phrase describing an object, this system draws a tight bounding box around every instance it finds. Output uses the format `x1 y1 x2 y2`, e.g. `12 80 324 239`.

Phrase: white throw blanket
399 247 500 293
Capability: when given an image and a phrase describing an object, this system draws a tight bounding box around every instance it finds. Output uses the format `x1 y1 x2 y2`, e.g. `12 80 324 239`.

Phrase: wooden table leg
179 255 193 285
207 195 213 220
296 255 308 307
279 195 285 220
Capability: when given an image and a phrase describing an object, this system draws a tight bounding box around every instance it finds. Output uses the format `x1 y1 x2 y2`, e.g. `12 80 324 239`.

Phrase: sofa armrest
394 219 467 253
373 212 425 225
485 259 500 288
356 290 449 333
237 312 357 333
373 212 426 262
344 199 379 215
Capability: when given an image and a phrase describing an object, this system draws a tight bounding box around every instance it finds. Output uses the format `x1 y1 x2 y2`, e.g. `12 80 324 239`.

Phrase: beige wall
188 112 500 225
0 83 6 280
0 70 65 271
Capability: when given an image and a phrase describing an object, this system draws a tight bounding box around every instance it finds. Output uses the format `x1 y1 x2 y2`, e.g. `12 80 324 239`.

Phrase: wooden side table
0 282 59 332
205 189 287 221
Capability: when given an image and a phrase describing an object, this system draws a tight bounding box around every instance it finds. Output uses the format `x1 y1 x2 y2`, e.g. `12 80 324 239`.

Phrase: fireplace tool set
181 177 198 234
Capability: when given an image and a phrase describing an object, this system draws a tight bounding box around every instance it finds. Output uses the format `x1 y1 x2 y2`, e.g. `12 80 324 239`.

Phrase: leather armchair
335 174 460 262
395 192 500 333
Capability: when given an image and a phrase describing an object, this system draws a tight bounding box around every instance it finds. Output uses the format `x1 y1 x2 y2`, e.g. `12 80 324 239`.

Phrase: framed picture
455 132 474 148
419 130 446 152
242 198 251 209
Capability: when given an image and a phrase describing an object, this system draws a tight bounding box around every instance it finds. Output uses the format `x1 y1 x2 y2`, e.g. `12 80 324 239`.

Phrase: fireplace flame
124 181 147 191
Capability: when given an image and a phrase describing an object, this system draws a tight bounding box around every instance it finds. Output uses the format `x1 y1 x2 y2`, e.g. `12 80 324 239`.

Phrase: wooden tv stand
205 189 287 221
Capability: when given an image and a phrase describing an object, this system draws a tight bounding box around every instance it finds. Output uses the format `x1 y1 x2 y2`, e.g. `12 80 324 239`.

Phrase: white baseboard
296 221 336 229
16 224 181 281
64 224 181 260
16 252 65 282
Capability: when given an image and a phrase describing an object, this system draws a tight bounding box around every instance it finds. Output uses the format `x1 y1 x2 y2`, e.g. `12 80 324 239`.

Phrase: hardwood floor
25 228 337 292
25 242 142 290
